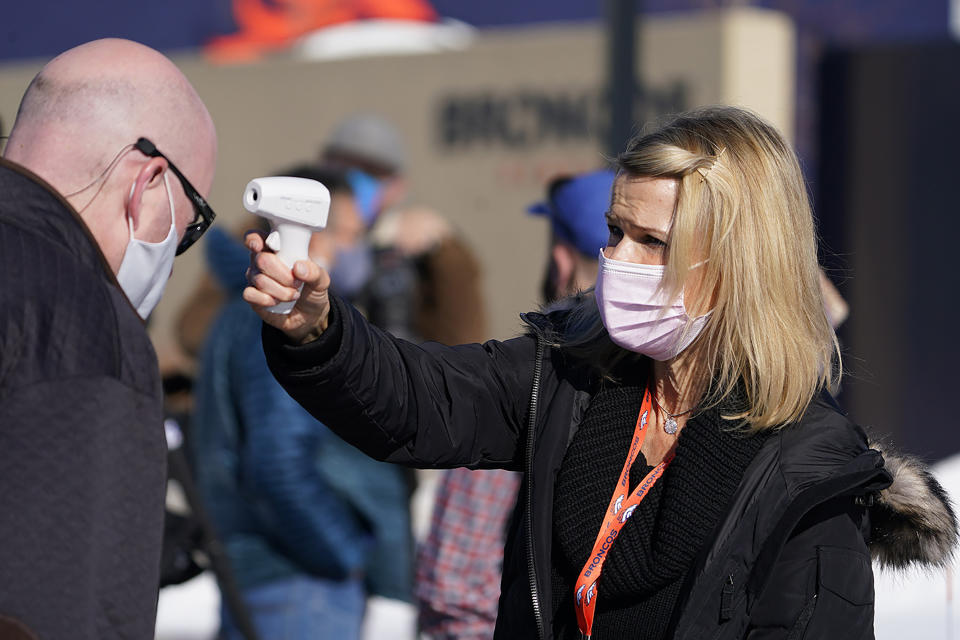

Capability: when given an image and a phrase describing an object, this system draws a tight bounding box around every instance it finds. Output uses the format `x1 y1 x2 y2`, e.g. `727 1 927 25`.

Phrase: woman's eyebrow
625 219 669 237
640 225 670 237
606 209 669 236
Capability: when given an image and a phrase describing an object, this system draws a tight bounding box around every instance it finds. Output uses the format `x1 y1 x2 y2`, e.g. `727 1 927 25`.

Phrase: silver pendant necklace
653 397 697 435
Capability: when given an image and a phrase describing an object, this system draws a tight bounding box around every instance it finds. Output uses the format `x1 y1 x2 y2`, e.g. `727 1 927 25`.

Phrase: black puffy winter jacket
263 295 957 640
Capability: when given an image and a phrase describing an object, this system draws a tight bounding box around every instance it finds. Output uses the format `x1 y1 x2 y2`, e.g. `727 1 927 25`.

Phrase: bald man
0 39 217 639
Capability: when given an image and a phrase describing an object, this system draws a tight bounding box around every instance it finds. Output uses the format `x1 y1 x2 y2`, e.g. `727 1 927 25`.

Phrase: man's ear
573 253 600 294
550 242 577 296
126 157 167 233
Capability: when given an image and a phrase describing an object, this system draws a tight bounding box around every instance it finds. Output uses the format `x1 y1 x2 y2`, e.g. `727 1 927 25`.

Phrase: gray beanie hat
323 113 407 175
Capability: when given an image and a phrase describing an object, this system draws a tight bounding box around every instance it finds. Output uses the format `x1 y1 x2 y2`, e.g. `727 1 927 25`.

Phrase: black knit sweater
550 378 767 640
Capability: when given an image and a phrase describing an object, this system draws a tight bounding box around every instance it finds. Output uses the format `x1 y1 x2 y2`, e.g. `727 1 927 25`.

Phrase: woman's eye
606 224 623 244
642 235 667 248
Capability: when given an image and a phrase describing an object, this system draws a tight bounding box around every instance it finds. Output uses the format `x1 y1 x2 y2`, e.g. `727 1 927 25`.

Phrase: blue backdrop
1 0 950 63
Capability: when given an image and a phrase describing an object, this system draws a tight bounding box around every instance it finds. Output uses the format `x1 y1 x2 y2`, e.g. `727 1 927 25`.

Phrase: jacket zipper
526 336 546 640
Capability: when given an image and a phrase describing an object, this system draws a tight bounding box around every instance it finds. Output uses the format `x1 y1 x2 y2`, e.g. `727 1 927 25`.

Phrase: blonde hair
541 106 839 430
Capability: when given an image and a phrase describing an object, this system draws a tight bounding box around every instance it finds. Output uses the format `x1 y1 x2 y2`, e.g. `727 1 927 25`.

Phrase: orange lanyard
573 385 673 639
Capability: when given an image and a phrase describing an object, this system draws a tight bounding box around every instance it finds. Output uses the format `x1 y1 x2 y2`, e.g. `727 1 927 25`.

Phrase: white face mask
116 173 178 319
594 250 710 361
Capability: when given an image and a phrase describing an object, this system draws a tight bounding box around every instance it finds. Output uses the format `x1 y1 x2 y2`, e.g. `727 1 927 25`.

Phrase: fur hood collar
870 444 958 570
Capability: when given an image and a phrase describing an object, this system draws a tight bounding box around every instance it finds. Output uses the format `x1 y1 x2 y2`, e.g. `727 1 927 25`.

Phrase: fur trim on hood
870 443 958 570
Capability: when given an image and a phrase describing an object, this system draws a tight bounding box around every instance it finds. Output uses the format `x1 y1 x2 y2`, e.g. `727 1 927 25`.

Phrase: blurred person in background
190 165 413 640
318 114 488 611
820 270 849 330
0 38 217 640
244 106 956 639
415 169 615 640
319 112 487 347
530 170 616 304
179 112 483 639
177 113 486 363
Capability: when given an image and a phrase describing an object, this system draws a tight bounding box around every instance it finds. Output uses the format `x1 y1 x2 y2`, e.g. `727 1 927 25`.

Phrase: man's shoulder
0 218 117 320
0 159 114 279
0 218 153 394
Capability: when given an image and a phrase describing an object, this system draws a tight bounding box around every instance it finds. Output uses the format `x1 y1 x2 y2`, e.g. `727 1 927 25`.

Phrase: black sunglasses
134 137 215 255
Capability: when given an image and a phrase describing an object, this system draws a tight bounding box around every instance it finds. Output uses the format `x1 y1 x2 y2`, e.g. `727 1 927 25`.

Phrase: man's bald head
6 39 215 195
4 39 217 271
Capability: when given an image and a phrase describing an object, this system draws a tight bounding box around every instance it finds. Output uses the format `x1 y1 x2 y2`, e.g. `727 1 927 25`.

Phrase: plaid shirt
415 468 522 640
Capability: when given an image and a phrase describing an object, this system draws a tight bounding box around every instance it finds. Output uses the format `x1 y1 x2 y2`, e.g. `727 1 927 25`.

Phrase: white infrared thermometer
243 176 330 314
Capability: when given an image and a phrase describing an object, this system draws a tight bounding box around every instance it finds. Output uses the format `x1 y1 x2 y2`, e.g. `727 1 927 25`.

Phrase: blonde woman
243 106 956 640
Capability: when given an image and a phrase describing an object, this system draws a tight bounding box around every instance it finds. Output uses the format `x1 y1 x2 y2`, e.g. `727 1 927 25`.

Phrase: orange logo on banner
206 0 438 63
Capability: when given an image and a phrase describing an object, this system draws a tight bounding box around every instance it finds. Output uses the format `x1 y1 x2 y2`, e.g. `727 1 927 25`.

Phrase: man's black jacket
264 294 957 640
0 159 167 639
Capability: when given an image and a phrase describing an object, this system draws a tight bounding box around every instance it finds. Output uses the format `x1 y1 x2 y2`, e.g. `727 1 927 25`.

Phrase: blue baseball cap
527 169 615 258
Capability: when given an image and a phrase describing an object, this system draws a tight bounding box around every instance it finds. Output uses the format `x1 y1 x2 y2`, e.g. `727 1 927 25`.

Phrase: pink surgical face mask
594 250 710 361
